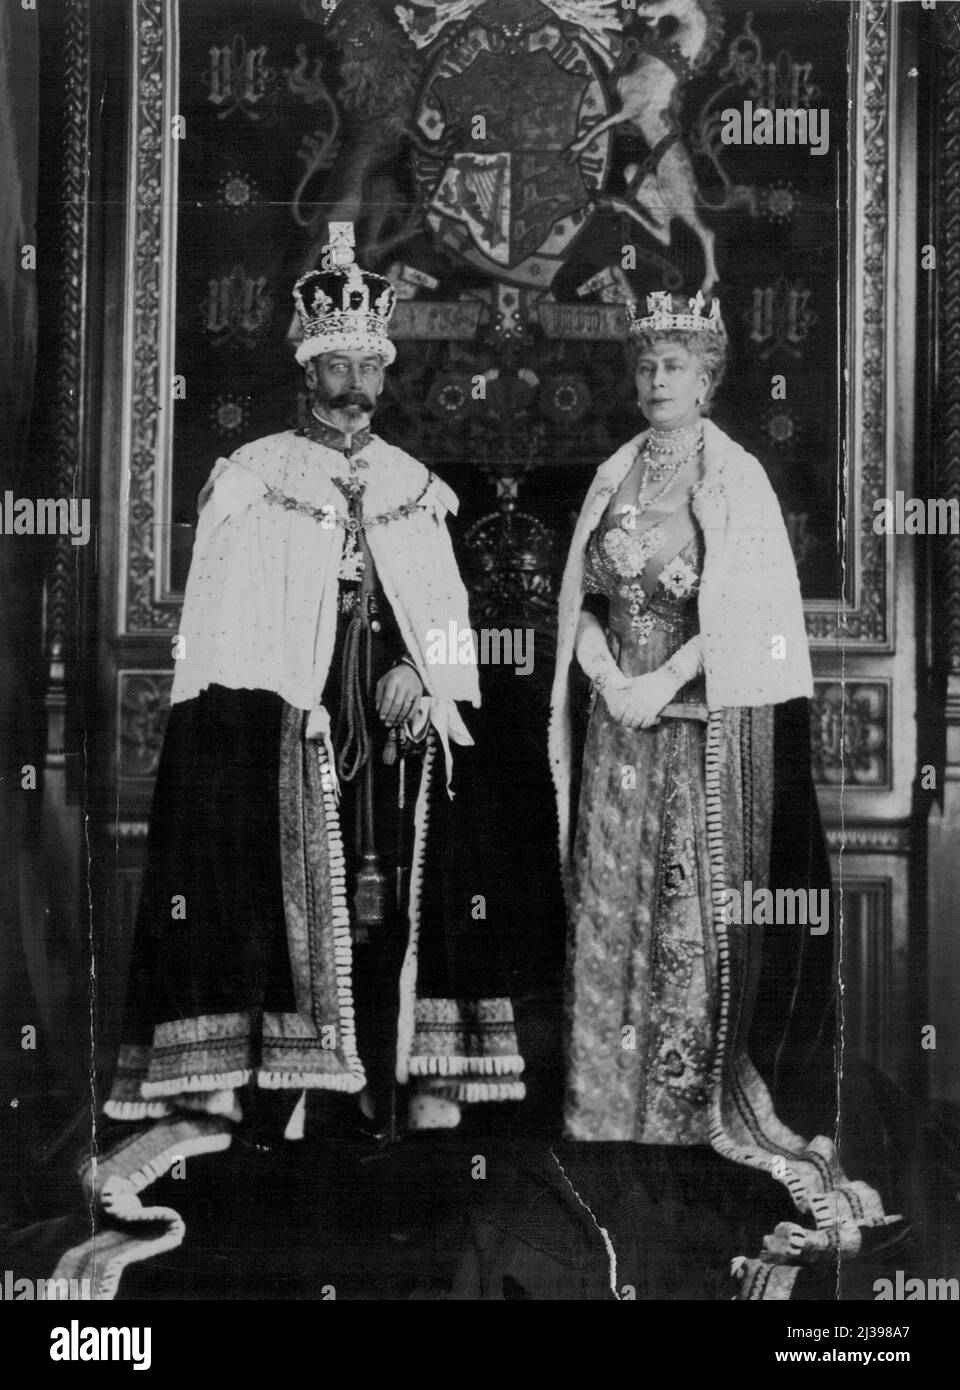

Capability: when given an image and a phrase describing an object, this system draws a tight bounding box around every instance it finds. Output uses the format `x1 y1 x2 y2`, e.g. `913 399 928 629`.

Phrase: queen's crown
627 290 723 336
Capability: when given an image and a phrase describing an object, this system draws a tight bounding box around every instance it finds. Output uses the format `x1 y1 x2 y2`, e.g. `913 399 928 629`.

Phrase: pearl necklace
636 423 703 512
644 422 704 476
647 421 703 452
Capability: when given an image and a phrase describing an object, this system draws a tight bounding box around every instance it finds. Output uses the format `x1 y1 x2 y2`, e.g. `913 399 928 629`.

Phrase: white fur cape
548 417 814 866
171 430 480 787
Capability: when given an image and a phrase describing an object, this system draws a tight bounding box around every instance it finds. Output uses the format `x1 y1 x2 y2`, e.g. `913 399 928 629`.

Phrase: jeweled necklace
634 454 683 518
643 421 703 478
647 420 703 452
635 422 703 513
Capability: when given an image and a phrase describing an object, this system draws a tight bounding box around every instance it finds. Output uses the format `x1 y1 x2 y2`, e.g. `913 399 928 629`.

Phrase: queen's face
634 341 710 431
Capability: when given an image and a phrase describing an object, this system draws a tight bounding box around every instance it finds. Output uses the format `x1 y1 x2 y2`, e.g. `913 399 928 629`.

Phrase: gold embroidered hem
417 1078 527 1103
407 997 526 1086
122 1011 366 1100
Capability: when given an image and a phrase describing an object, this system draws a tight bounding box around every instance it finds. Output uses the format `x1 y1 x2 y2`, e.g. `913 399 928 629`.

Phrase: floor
4 1028 960 1300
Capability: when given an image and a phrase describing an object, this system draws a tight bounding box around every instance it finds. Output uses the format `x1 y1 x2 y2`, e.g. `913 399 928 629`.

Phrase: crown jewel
627 289 723 337
292 222 398 366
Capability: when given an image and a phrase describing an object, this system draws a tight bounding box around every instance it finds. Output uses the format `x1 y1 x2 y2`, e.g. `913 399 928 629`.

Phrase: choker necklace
637 422 704 498
643 422 703 481
646 421 703 454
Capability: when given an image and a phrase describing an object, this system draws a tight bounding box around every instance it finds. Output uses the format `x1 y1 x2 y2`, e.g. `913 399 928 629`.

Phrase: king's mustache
319 386 373 407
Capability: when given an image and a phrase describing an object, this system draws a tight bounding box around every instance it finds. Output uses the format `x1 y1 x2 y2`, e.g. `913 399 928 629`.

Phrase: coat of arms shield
412 0 614 288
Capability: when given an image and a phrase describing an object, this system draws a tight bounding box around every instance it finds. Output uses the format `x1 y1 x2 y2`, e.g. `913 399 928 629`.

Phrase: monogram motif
203 35 275 122
745 278 817 360
202 265 273 349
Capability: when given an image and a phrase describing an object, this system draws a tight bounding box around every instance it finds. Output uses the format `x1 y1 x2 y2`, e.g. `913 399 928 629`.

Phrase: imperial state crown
292 223 398 366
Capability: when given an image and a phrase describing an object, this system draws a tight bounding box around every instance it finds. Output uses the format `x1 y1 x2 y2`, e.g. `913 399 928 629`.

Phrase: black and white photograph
2 0 960 1353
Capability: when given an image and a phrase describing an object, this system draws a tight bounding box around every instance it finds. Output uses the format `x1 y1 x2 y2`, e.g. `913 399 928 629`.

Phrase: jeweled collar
299 412 372 457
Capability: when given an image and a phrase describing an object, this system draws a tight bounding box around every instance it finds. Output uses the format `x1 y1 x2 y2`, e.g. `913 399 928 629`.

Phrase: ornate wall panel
836 861 911 1090
937 6 960 679
808 12 915 1095
811 678 891 791
118 0 180 634
46 0 92 802
926 1 960 1104
117 670 173 810
840 877 894 1075
804 0 894 652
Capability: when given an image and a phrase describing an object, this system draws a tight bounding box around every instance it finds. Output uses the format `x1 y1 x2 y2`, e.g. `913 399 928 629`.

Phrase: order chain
263 474 436 531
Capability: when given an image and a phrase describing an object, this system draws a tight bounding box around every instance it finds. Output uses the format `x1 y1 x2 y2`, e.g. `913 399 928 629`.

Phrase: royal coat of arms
410 0 614 288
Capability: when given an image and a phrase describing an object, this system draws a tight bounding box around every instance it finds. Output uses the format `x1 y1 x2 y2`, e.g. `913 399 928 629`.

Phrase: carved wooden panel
46 0 92 805
117 670 173 784
833 859 914 1093
120 0 181 634
839 877 893 1073
937 5 960 676
811 678 892 791
804 1 895 652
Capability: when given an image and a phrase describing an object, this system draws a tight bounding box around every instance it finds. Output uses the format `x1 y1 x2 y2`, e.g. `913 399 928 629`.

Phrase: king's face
307 350 386 421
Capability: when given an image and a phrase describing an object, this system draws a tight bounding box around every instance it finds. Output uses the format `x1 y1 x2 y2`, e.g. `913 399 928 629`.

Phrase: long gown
565 490 726 1143
448 440 900 1299
556 480 899 1300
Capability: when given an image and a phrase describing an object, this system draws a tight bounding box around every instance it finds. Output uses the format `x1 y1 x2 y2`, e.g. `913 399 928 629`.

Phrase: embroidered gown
468 419 897 1300
558 463 895 1297
566 491 718 1143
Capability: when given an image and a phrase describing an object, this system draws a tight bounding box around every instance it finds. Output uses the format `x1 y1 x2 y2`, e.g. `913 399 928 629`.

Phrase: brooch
603 523 666 577
659 555 698 599
619 582 656 642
